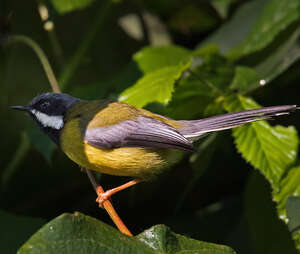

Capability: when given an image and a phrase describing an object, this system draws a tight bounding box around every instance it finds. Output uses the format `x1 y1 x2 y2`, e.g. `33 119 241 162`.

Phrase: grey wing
84 116 195 152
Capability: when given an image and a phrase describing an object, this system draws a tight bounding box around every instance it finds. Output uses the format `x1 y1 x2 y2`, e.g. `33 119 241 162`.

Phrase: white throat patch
31 109 64 130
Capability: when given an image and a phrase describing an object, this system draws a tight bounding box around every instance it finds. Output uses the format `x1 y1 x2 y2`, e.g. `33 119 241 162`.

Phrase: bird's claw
96 191 112 208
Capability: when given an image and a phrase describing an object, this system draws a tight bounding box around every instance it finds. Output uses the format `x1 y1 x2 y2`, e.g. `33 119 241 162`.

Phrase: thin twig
6 34 60 93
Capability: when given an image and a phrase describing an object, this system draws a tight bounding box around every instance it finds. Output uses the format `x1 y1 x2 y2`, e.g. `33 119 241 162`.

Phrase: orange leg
96 179 142 208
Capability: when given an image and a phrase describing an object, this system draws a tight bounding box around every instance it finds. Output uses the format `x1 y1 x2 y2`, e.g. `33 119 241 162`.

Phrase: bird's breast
60 118 179 179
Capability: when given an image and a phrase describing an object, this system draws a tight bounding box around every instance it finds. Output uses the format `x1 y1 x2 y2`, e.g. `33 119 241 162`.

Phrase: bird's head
11 92 80 143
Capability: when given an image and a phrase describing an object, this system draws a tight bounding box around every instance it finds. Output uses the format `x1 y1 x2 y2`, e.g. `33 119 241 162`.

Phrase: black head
11 93 80 144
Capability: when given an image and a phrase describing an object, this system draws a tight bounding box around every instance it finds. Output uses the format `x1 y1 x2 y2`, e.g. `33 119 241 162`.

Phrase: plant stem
86 169 133 236
59 0 114 90
6 34 60 93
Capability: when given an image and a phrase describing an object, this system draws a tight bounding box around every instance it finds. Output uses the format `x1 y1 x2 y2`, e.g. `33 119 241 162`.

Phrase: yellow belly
60 118 179 179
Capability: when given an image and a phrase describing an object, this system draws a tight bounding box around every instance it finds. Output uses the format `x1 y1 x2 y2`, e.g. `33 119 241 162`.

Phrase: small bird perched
11 93 298 206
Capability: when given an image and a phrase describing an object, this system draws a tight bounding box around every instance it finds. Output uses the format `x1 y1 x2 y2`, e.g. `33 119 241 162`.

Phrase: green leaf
165 49 233 119
133 45 191 73
18 212 235 254
230 66 260 93
165 78 213 119
0 210 45 254
230 0 300 58
137 223 236 254
273 166 300 221
223 95 298 186
119 61 191 107
51 0 94 14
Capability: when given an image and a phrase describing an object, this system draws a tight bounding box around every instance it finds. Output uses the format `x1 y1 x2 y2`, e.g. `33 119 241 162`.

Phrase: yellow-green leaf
223 95 298 186
119 61 191 107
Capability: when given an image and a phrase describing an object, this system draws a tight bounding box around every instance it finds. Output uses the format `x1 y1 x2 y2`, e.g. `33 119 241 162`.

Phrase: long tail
178 105 298 141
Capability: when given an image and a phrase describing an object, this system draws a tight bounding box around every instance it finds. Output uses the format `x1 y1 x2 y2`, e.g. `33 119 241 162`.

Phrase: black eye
40 101 50 109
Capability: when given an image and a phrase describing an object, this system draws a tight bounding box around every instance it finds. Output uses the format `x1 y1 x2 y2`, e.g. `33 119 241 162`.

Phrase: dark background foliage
1 0 300 253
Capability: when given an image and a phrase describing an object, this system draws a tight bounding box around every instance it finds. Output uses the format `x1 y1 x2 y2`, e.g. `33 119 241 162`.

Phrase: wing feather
84 116 194 152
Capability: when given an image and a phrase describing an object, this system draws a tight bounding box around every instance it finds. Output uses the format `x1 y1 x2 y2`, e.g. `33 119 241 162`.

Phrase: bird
10 92 298 206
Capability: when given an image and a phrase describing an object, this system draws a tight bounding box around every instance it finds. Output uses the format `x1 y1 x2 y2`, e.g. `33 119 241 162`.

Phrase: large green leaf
18 212 236 254
0 210 45 254
230 0 300 58
119 61 191 107
51 0 94 14
133 45 191 73
223 95 298 186
137 222 235 254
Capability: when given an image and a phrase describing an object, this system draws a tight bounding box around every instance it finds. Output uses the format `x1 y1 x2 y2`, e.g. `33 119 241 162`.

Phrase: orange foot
95 179 142 208
96 190 113 208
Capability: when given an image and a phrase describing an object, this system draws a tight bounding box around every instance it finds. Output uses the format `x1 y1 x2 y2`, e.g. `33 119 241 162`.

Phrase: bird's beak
10 105 29 112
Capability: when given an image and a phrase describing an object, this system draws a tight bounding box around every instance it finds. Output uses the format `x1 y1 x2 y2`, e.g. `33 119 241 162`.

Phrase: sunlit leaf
133 45 191 73
223 95 298 186
119 61 191 107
